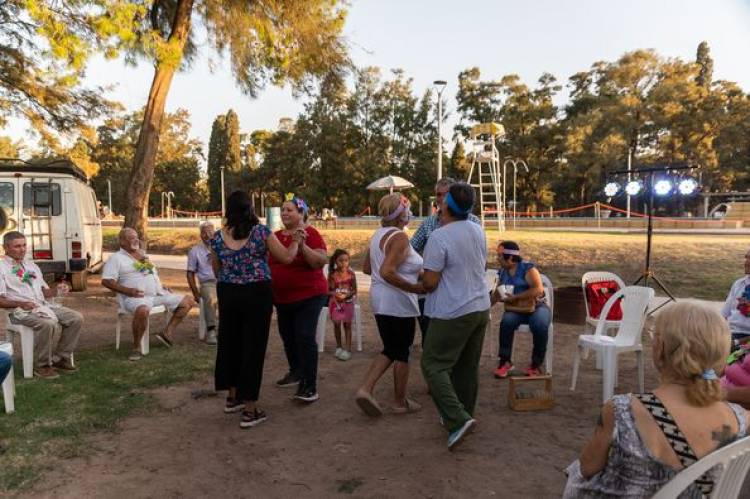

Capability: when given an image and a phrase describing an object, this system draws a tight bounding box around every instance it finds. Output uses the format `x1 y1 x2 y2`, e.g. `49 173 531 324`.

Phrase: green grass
0 344 214 492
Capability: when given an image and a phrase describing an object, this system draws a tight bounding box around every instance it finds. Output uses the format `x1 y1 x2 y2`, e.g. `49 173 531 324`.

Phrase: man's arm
101 279 140 298
410 219 429 254
0 296 36 310
722 280 738 319
186 271 200 301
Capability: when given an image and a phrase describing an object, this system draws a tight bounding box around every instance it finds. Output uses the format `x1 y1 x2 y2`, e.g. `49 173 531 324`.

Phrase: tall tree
118 0 349 240
206 113 227 210
0 1 127 140
695 41 714 89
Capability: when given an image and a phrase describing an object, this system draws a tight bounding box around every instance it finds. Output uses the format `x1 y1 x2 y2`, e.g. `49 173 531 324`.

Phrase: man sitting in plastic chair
0 231 83 379
102 228 195 361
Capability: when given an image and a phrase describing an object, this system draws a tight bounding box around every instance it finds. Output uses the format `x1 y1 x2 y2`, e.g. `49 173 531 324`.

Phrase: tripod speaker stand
611 165 692 312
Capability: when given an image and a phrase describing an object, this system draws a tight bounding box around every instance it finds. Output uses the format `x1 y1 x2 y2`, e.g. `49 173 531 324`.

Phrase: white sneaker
334 347 343 359
339 350 351 361
205 331 217 345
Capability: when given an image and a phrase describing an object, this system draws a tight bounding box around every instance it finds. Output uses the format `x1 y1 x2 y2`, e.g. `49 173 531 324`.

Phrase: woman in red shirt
269 194 328 403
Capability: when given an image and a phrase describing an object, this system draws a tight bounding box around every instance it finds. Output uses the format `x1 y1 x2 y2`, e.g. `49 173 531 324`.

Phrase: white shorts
121 293 185 314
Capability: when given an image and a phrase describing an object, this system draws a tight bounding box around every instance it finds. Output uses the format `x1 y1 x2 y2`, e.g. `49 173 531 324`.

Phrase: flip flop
355 389 383 417
155 333 173 348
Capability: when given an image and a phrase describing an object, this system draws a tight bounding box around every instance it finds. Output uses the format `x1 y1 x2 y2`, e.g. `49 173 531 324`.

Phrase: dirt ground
22 268 661 499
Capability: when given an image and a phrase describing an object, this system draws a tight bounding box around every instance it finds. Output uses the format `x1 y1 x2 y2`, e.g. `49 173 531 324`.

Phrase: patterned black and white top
563 394 747 498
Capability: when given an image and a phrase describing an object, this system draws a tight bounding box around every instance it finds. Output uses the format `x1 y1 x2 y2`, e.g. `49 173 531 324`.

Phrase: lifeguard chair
466 122 505 231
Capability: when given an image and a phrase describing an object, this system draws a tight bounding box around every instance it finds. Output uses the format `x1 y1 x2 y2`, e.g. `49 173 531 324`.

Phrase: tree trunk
123 0 194 242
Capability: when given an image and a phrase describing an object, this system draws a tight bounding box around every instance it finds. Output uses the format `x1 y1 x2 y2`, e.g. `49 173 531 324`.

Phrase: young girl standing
328 249 357 361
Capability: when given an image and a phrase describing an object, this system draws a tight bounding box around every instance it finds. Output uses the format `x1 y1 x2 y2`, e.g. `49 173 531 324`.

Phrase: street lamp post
166 191 175 219
512 160 529 229
626 147 633 219
433 80 447 181
220 165 226 218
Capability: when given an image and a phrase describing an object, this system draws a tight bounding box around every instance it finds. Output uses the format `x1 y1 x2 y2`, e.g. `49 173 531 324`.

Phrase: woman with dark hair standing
269 194 329 403
209 191 299 429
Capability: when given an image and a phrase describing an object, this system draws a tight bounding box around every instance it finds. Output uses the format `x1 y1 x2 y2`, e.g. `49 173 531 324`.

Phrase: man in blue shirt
411 177 481 343
187 222 218 344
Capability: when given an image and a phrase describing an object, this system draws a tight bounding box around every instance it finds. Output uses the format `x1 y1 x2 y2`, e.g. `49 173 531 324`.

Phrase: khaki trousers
11 306 83 367
200 281 218 329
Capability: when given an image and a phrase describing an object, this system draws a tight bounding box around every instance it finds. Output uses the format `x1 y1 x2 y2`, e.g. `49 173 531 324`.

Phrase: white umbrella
366 175 415 195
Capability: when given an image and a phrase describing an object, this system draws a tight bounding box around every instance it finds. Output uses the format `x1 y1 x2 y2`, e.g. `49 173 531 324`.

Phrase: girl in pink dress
328 249 357 361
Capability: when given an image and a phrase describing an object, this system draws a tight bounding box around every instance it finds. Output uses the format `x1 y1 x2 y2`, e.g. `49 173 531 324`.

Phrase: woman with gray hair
355 193 424 416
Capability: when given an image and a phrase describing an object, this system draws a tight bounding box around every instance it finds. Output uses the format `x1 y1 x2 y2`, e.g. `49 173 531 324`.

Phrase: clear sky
7 0 750 151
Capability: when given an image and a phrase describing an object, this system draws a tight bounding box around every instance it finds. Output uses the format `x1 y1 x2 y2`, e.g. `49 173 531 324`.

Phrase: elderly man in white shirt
102 228 194 361
0 231 83 379
722 247 750 344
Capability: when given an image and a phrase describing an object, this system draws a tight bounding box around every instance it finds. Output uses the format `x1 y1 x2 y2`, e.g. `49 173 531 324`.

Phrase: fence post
596 201 601 229
549 206 553 218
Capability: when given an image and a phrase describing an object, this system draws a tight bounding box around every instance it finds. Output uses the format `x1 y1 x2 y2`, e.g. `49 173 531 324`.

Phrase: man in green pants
421 182 491 450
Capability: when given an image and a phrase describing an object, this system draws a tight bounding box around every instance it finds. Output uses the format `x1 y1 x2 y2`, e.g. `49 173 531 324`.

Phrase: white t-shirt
0 256 48 304
423 220 491 320
722 275 750 336
102 249 163 298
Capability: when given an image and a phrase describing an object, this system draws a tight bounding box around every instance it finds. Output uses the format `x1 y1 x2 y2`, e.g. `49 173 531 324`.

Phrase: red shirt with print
269 225 328 304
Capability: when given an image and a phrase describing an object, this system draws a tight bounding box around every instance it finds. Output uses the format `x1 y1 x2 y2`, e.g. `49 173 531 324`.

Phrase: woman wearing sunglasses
491 240 550 378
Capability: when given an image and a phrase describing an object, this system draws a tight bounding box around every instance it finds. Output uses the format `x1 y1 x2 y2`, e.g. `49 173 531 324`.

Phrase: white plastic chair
652 436 750 499
581 271 626 334
1 341 15 414
198 298 207 341
316 303 363 353
115 303 170 355
570 285 655 403
4 311 55 379
511 274 555 374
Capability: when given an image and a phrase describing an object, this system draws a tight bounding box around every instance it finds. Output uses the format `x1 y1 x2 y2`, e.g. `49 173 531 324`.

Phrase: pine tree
696 41 714 89
207 114 227 211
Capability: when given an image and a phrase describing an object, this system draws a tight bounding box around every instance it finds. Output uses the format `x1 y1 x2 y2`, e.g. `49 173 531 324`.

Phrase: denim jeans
276 294 328 391
0 351 11 384
499 304 551 368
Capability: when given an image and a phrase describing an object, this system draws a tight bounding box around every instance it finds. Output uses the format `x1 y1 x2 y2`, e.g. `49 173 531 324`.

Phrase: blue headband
701 368 718 381
445 192 472 216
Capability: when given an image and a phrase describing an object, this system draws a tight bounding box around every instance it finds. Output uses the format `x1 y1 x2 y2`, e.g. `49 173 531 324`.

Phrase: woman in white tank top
355 194 424 417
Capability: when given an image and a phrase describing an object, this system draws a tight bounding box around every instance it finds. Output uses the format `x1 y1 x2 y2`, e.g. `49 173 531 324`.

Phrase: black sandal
240 409 267 429
224 397 244 414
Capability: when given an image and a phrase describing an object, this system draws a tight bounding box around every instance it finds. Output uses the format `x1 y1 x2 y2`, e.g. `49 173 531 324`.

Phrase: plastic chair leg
545 324 554 375
141 319 150 355
355 304 362 352
198 298 206 341
636 350 645 393
570 345 582 391
2 365 14 414
316 308 327 353
20 330 34 379
602 347 617 403
115 316 121 350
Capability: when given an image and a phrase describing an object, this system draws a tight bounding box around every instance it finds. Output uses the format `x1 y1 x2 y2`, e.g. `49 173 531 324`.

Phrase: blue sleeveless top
498 261 535 294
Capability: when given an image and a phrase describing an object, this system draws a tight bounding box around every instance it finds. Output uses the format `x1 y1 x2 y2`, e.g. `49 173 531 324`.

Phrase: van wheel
70 271 88 292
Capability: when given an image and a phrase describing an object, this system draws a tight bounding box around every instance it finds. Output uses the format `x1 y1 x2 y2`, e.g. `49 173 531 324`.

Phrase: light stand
609 164 693 311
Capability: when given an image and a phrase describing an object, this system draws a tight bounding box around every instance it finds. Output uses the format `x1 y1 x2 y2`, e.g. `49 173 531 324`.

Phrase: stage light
654 179 673 196
604 182 620 197
625 180 642 196
678 178 698 195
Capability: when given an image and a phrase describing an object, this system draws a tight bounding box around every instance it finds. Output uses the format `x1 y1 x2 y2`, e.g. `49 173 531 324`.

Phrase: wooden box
508 375 554 411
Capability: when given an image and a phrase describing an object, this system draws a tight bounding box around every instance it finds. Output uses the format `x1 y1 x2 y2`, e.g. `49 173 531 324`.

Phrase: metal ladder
466 123 505 231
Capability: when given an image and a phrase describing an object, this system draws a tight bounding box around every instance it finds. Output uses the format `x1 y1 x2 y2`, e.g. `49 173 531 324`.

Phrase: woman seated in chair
563 301 749 498
491 241 550 378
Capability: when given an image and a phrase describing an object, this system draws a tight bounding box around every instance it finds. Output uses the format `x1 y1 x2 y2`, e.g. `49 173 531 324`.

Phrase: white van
0 159 103 290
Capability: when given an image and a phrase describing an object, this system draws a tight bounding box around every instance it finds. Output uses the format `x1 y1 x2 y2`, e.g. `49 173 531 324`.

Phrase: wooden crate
508 375 554 411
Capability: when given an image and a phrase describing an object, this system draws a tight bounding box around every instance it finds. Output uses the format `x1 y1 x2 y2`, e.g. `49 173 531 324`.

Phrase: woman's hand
292 228 307 244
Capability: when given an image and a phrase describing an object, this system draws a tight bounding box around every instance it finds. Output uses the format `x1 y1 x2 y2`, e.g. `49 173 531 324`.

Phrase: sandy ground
20 268 662 499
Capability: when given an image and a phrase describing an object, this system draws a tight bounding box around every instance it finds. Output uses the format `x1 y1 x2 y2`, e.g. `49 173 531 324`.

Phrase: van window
23 182 61 216
0 183 13 212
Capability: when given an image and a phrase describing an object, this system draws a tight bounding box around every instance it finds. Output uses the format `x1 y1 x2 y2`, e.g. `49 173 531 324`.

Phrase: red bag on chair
585 281 623 320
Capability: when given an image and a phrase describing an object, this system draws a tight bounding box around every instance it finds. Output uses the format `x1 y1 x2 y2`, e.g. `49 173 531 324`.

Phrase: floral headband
285 192 309 214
